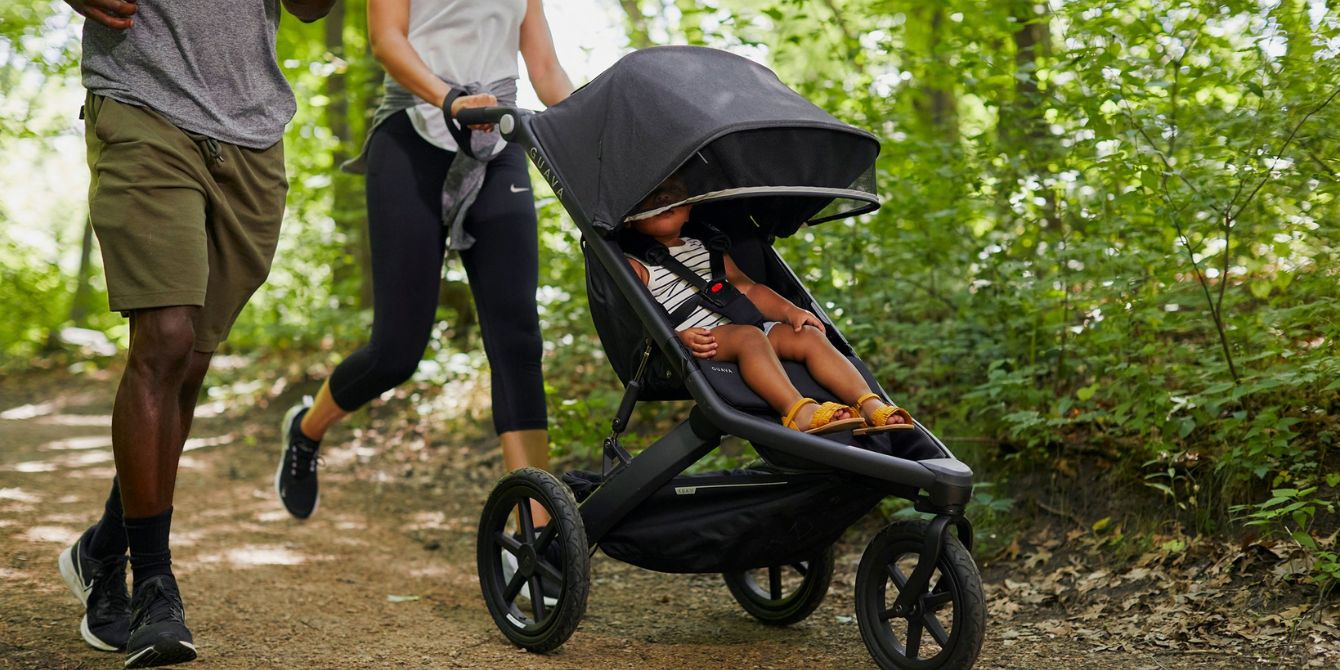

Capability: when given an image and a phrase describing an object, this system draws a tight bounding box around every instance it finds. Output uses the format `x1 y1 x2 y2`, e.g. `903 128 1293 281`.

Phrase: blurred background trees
2 0 1337 591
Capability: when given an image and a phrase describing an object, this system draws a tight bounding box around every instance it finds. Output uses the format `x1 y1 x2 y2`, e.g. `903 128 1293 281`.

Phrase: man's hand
66 0 137 30
784 307 824 333
281 0 336 23
677 328 718 359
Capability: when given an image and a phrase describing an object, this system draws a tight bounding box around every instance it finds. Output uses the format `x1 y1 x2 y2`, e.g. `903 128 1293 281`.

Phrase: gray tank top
80 0 295 150
397 0 525 151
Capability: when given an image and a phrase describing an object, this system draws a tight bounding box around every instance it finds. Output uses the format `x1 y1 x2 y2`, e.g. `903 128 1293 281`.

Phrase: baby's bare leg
767 325 872 404
711 324 803 415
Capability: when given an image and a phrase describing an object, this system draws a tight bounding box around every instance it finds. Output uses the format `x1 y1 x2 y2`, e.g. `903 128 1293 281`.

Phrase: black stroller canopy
528 46 881 238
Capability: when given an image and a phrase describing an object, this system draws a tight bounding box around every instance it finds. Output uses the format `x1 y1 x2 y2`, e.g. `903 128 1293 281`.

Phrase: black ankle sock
125 507 174 586
83 477 128 559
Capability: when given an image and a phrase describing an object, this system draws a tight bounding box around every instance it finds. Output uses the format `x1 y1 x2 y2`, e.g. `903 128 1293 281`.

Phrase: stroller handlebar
454 106 524 137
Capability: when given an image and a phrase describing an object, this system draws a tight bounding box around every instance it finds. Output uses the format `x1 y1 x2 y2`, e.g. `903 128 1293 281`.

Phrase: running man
56 0 335 666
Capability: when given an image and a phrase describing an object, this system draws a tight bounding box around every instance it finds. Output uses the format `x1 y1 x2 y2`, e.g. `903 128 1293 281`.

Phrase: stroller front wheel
855 520 985 670
722 545 835 626
477 467 590 652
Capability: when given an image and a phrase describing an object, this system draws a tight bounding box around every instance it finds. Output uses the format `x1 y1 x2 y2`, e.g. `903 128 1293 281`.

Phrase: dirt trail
0 368 1330 669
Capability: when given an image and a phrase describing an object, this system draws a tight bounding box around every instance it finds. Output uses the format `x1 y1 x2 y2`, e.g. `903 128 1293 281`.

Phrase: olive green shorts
85 93 287 353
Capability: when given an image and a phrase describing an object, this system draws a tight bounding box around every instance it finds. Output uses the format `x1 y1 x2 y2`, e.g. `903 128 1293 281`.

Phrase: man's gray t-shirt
82 0 295 149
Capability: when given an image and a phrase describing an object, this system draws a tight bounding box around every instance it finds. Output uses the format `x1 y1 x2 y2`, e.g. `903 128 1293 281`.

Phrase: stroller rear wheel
855 520 985 670
722 545 835 626
477 467 590 652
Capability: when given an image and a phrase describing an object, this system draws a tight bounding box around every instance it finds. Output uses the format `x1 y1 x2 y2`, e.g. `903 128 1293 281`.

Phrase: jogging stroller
464 46 985 669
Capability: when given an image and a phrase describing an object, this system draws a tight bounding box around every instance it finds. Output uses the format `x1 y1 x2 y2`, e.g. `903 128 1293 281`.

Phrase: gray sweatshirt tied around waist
346 76 518 251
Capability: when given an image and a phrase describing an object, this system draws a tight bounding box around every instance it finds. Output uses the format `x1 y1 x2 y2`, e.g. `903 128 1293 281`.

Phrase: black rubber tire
855 520 986 670
723 545 835 626
477 467 589 653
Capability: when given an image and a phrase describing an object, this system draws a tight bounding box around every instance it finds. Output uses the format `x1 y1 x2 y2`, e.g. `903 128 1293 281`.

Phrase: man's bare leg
59 306 205 660
112 306 202 517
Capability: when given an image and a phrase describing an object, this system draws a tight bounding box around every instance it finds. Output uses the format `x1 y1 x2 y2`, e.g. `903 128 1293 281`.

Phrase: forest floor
1 361 1337 670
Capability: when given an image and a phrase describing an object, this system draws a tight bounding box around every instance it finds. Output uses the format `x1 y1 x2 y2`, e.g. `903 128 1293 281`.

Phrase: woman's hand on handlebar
450 93 497 132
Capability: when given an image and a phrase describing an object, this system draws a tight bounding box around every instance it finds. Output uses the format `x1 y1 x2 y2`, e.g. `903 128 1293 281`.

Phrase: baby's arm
629 257 720 358
627 257 650 285
723 254 824 333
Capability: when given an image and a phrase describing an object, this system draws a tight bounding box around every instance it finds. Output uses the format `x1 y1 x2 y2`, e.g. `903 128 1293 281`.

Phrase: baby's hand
785 308 824 333
677 328 717 359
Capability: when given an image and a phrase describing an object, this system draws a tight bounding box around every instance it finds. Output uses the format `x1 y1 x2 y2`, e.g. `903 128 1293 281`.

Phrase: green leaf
1292 531 1317 550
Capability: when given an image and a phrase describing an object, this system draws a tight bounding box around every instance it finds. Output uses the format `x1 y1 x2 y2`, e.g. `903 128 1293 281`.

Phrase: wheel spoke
768 566 783 600
497 532 522 555
923 590 954 611
503 571 526 602
790 561 809 577
924 611 950 646
887 562 908 589
533 523 557 554
906 615 924 659
517 500 537 543
529 575 547 620
537 556 563 584
879 605 900 622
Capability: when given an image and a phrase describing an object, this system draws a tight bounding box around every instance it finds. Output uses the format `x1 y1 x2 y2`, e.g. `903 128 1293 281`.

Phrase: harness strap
653 244 765 329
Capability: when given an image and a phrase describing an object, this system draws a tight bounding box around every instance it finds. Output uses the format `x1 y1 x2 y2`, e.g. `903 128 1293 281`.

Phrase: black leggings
329 111 546 434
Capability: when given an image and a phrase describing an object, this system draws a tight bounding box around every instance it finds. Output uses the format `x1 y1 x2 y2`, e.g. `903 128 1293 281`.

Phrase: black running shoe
275 403 321 519
124 574 196 668
58 535 130 651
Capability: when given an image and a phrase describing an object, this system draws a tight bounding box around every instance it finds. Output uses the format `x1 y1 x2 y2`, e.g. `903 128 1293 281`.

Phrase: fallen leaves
983 528 1340 664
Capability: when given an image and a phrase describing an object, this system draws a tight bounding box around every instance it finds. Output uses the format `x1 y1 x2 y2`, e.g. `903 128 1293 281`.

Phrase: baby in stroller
625 175 916 436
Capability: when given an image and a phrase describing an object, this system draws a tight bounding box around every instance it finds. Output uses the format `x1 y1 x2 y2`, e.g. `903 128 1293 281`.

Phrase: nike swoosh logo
509 184 530 193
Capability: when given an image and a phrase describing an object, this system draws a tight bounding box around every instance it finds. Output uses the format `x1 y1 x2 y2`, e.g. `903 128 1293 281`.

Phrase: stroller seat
587 224 941 466
591 222 881 417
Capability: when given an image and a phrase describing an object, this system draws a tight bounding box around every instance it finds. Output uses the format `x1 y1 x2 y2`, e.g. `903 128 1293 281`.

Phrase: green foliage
1233 483 1340 595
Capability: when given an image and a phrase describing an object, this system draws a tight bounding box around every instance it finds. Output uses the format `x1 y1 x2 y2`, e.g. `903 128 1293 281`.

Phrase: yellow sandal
782 398 866 435
851 392 916 435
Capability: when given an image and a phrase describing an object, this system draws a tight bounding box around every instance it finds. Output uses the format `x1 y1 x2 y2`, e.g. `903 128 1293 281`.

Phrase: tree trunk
907 4 959 142
325 2 375 309
67 217 95 328
1001 0 1051 148
45 217 97 351
618 0 654 49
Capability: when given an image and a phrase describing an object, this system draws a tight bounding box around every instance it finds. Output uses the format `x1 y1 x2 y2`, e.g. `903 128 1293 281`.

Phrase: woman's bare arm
519 0 574 106
368 0 495 114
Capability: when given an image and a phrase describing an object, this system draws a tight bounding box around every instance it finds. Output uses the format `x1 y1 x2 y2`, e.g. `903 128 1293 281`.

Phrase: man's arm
65 0 137 30
282 0 336 23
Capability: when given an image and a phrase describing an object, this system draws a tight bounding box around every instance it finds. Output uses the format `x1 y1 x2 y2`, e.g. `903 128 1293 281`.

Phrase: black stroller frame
466 47 986 670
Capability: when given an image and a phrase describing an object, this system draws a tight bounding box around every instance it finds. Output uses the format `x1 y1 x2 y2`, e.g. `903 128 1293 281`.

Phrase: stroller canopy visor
528 46 881 238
